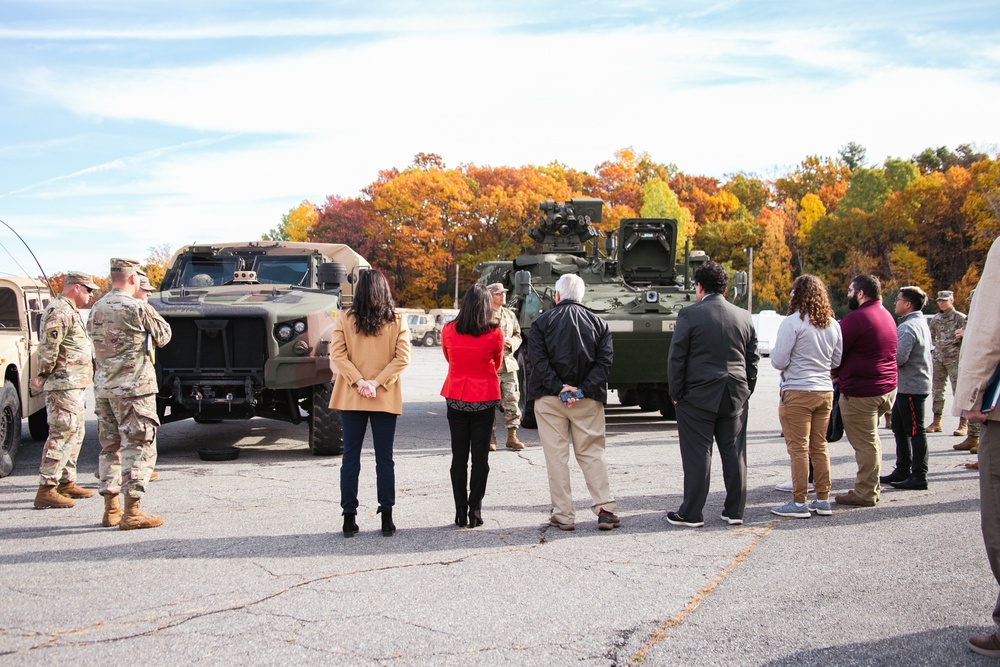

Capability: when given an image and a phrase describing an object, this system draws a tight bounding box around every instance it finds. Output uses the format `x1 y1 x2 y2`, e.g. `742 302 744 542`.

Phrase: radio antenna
0 218 55 297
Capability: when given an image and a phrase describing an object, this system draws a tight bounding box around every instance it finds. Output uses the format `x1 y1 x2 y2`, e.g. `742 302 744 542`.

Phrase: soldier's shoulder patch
49 330 60 339
45 320 60 330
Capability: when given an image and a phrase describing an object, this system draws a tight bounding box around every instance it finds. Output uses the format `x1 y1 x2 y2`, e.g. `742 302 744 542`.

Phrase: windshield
174 257 311 287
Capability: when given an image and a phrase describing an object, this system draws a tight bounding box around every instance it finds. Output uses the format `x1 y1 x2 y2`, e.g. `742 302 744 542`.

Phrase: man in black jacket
667 262 758 527
526 273 619 532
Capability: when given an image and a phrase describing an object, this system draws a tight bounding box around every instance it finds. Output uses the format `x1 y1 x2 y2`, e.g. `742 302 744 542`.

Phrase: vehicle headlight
293 320 307 334
276 324 294 342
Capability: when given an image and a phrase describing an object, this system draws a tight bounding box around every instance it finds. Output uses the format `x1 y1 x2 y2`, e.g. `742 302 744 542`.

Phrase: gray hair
555 274 585 302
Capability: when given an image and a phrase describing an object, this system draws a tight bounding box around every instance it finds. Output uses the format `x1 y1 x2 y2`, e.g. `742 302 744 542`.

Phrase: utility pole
453 264 459 309
744 247 753 314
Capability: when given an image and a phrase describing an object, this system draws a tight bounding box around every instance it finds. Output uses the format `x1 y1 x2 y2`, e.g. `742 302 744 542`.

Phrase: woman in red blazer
441 284 504 527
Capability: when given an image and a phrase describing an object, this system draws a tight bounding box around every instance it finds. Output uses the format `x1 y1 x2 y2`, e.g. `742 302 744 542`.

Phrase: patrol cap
936 290 954 301
65 271 99 290
486 283 508 294
110 257 141 274
137 274 154 291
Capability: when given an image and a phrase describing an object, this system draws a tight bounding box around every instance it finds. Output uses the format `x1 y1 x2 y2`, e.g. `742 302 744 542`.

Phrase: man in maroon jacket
834 274 898 507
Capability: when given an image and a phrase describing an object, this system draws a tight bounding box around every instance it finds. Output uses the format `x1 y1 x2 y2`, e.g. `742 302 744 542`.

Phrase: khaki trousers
977 423 1000 627
839 390 896 503
778 390 833 504
534 395 616 524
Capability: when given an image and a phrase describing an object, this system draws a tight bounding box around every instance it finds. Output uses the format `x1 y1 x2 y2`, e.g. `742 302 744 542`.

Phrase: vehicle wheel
0 381 23 477
659 400 676 420
619 389 638 407
422 333 435 347
309 383 343 455
28 406 49 441
193 416 222 424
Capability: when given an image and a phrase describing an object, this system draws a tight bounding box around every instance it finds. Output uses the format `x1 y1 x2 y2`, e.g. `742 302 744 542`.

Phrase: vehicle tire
309 383 343 456
193 416 222 424
659 399 676 420
28 406 49 441
422 333 435 347
618 389 638 407
0 381 23 477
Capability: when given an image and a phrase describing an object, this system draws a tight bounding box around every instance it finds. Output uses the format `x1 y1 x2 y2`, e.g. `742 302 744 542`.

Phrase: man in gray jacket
881 286 933 490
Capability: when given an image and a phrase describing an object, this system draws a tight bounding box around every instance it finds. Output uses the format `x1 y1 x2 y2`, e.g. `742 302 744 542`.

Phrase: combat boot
506 427 525 451
489 429 497 452
954 434 980 453
56 481 96 499
102 494 123 527
954 417 969 436
34 484 75 509
926 414 943 433
119 496 163 530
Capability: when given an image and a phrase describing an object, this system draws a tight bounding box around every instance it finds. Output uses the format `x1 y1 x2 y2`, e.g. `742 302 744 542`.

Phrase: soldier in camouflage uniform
31 271 100 509
928 290 970 437
87 259 172 530
487 283 525 451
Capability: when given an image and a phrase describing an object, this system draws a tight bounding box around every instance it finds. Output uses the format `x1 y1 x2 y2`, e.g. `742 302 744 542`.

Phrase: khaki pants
839 390 896 503
977 422 1000 627
778 390 833 504
534 395 616 524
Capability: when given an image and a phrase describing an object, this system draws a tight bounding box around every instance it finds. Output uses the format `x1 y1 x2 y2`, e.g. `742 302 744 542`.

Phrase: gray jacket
896 311 932 394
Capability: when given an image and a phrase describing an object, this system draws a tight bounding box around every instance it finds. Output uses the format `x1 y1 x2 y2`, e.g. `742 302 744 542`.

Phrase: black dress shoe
343 514 359 538
455 510 468 528
468 508 484 528
890 476 928 490
879 468 910 484
381 509 396 537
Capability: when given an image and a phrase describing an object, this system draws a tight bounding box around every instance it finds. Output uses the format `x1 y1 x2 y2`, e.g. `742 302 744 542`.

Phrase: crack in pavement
627 521 777 664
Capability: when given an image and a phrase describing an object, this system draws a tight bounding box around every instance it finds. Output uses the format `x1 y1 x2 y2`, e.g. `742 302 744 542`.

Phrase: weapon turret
529 198 603 256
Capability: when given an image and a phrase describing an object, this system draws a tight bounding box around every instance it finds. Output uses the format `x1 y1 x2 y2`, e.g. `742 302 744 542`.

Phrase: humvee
149 241 371 455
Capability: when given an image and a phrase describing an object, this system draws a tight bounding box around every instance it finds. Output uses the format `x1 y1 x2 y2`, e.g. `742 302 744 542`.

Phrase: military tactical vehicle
477 198 707 427
0 276 52 476
149 241 371 455
397 308 439 347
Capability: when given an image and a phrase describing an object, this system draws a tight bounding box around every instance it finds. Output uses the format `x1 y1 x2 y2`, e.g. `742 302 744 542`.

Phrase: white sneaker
775 480 814 492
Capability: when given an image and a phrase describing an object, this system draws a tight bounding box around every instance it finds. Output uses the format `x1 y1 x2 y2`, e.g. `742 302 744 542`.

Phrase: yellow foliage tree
753 209 792 311
141 243 173 290
886 244 931 297
951 264 981 312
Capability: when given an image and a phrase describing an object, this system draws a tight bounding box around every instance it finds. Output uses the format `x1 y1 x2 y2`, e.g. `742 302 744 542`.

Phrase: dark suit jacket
667 293 759 412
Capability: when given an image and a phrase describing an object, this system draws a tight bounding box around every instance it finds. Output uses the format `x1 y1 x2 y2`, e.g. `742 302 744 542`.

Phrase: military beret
65 271 99 290
936 290 954 301
110 257 141 272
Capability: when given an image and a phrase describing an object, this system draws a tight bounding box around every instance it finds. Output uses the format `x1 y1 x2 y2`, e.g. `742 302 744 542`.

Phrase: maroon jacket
837 299 898 397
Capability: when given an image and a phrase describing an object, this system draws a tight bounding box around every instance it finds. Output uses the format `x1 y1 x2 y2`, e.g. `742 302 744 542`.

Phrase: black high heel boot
455 507 468 528
343 514 359 538
468 507 483 528
381 509 396 537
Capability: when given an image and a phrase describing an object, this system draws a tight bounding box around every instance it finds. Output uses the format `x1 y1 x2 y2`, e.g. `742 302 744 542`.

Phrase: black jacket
526 300 613 403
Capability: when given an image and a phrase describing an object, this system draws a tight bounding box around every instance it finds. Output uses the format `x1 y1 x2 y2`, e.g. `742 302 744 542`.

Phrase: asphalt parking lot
0 347 995 666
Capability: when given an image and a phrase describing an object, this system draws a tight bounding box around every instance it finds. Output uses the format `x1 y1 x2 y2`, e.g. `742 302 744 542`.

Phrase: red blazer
440 323 504 401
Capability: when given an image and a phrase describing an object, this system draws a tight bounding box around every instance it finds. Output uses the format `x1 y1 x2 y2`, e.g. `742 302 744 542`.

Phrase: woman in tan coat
330 271 411 538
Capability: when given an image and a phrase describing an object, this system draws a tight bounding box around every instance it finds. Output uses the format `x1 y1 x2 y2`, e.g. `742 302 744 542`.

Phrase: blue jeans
340 410 397 515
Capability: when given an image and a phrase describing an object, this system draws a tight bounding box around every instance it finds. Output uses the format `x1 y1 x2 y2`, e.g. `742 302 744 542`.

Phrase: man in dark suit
666 262 759 527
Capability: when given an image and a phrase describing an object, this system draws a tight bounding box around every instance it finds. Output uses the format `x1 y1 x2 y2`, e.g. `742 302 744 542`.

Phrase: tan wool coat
955 236 1000 422
329 312 411 414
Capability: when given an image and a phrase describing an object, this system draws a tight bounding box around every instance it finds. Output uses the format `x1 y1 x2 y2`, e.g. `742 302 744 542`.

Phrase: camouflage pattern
37 388 87 486
95 395 158 498
37 294 93 391
493 305 522 427
930 307 967 415
87 287 172 398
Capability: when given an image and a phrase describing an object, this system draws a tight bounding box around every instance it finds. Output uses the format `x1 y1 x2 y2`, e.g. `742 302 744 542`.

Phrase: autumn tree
263 200 317 242
640 178 691 257
774 155 851 214
723 174 770 217
962 157 1000 252
752 208 793 311
141 243 173 290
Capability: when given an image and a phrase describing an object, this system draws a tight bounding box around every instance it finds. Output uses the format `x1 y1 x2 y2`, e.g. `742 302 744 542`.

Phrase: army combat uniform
88 261 171 528
486 282 526 450
930 305 966 418
33 273 100 509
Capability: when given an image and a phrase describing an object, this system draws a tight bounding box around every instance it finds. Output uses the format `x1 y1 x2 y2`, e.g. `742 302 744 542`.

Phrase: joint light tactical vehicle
149 241 370 455
477 199 708 427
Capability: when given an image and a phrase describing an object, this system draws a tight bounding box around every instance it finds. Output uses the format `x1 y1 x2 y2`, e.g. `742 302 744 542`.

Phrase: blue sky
1 1 999 277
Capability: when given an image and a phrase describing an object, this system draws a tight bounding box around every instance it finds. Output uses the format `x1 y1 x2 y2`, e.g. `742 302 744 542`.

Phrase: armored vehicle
0 276 51 476
149 241 371 455
477 198 707 427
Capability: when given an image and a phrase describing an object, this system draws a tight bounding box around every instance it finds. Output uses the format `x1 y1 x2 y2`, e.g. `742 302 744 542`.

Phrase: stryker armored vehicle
477 198 708 427
149 241 371 455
